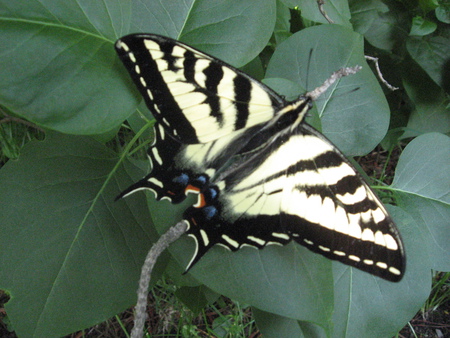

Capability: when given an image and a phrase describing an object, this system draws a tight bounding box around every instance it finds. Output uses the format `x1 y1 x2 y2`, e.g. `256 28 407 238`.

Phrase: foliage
0 0 449 337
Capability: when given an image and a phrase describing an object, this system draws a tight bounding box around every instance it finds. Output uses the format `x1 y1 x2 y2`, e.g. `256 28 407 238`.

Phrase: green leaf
129 0 193 37
0 124 22 159
406 35 450 89
401 58 450 138
182 0 276 67
0 0 139 135
349 0 409 51
0 133 165 337
435 2 450 23
332 206 432 337
273 0 292 45
419 0 439 11
253 308 320 337
240 56 265 81
393 133 450 201
266 25 390 156
349 0 389 35
297 0 352 27
175 285 219 313
409 16 437 36
130 0 277 68
392 132 450 271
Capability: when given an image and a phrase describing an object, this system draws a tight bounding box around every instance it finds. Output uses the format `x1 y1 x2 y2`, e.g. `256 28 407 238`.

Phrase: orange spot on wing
185 184 200 194
196 193 206 208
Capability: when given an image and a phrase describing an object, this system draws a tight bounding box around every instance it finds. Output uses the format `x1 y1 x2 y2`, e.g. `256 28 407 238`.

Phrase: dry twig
131 221 188 338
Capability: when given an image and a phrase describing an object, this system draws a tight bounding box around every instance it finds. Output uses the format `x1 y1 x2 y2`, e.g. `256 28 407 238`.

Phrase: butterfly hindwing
115 34 405 282
118 121 271 204
183 118 405 281
116 123 188 203
280 125 404 281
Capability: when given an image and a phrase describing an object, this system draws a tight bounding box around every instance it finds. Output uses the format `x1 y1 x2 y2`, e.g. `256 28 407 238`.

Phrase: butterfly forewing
116 34 405 282
115 34 284 144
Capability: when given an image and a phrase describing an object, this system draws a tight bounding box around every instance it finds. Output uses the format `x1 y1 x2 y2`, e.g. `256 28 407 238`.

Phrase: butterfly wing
115 34 285 144
183 121 405 282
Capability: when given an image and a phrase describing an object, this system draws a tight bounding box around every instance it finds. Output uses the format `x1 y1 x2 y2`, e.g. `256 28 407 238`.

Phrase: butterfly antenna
305 49 314 91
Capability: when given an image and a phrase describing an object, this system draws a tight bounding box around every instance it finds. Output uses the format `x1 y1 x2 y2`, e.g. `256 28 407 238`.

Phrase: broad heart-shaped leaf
129 0 276 67
0 0 275 135
401 57 450 138
409 16 437 37
407 35 450 89
254 207 431 337
332 205 432 337
349 0 389 36
0 133 165 337
391 132 450 271
266 25 390 156
0 0 140 135
349 0 409 52
297 0 352 27
436 3 450 24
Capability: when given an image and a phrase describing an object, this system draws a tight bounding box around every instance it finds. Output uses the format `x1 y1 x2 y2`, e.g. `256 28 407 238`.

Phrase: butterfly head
276 96 313 131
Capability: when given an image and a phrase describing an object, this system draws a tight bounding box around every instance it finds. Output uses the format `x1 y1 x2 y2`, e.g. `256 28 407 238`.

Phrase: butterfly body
115 34 405 282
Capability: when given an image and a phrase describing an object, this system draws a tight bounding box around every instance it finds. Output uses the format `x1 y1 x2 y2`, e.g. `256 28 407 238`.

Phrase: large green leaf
0 0 138 135
332 204 432 337
266 25 390 156
0 133 165 337
180 0 276 67
349 0 389 35
391 132 450 271
349 0 409 51
131 0 277 67
436 2 450 23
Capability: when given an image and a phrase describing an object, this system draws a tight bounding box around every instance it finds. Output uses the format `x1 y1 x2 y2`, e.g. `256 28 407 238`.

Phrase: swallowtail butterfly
115 34 405 282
